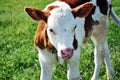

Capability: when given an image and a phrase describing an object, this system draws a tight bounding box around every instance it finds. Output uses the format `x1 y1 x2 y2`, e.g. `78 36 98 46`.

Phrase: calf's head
25 2 93 62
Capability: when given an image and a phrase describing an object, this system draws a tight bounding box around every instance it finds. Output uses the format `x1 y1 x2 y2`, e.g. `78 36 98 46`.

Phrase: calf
25 0 120 80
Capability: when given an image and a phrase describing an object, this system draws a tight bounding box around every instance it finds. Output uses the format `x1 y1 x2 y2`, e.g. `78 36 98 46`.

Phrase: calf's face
47 7 76 61
25 2 93 62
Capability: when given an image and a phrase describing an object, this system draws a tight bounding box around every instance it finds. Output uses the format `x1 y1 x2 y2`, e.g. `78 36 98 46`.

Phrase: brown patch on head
34 20 55 50
59 0 82 8
59 0 91 8
47 5 59 12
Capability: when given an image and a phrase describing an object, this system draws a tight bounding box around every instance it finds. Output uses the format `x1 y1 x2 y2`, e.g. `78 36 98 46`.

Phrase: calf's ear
25 7 49 22
72 2 93 17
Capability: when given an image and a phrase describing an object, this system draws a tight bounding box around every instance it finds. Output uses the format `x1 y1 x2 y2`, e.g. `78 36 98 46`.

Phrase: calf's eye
50 29 53 32
49 28 56 35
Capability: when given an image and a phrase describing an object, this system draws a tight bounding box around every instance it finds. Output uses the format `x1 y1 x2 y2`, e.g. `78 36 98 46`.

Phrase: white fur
67 48 81 80
38 0 115 80
47 5 82 64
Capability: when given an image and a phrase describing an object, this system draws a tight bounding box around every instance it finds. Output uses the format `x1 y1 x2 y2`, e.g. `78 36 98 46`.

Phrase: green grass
0 0 120 80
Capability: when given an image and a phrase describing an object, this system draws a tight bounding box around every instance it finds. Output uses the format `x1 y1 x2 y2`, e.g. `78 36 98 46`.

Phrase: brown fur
72 2 93 18
59 0 82 8
25 6 59 22
47 6 59 12
31 6 59 50
34 20 55 51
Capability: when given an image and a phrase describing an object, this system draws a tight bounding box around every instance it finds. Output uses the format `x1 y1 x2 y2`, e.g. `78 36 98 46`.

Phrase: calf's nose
61 48 74 60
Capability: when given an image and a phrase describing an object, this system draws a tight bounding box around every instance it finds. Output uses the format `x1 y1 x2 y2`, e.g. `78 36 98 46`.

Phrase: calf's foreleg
38 49 56 80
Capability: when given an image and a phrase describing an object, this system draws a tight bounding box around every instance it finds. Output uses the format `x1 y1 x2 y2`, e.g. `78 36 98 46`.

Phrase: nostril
61 48 74 58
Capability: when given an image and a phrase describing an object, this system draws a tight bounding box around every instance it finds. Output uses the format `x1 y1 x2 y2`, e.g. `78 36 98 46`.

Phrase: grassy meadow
0 0 120 80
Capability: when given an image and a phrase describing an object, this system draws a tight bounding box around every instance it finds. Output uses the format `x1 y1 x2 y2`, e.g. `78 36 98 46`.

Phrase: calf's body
25 0 120 80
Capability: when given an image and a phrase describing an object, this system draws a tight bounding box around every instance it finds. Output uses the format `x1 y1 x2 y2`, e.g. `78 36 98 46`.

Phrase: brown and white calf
25 0 120 80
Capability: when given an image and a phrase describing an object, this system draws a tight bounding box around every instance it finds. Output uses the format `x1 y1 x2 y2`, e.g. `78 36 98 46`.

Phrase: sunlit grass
0 0 120 80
